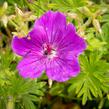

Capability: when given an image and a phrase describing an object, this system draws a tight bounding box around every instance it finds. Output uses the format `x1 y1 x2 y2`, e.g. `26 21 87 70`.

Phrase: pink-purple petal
58 23 86 56
29 26 48 45
17 54 46 78
46 58 80 82
34 11 67 43
12 36 32 56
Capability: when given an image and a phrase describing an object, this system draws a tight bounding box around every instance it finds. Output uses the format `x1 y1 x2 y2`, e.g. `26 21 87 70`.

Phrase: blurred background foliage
0 0 109 109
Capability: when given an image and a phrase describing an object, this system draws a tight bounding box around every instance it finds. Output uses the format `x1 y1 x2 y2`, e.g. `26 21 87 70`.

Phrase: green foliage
68 52 109 105
101 23 109 44
0 75 46 109
50 0 87 12
6 0 28 8
99 13 109 53
49 83 65 96
102 14 109 22
29 0 50 14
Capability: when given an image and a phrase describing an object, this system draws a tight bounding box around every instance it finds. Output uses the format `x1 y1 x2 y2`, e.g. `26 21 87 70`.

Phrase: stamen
43 43 57 59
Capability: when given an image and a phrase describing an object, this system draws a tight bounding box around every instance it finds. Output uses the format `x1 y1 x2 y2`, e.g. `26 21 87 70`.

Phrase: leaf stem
6 96 14 109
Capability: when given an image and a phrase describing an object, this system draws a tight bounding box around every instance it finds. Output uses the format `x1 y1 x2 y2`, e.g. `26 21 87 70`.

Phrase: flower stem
98 98 105 109
6 96 14 109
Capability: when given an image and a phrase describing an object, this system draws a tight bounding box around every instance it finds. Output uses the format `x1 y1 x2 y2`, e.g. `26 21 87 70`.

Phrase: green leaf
101 23 109 44
27 95 40 102
102 14 109 22
35 82 46 89
50 83 64 95
23 96 36 109
51 0 87 12
68 52 109 105
33 90 44 96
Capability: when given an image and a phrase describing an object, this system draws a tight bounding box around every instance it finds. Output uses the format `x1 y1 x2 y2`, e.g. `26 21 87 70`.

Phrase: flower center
43 43 57 59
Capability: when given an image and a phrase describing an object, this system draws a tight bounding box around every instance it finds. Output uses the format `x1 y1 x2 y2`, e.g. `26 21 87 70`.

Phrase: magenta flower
12 11 86 82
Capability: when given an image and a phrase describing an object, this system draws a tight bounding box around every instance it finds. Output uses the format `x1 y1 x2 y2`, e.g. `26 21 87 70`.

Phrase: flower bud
15 6 23 16
3 2 8 10
93 19 102 34
79 6 92 16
